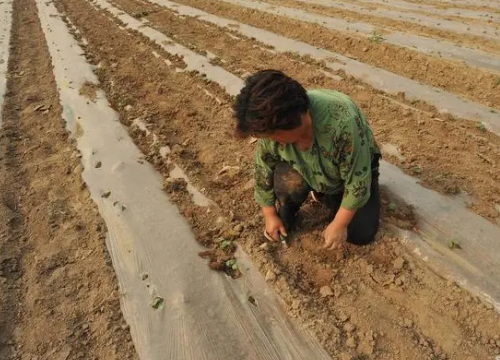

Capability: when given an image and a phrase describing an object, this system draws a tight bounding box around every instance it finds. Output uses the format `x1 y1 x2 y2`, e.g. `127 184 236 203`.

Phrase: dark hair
233 69 310 138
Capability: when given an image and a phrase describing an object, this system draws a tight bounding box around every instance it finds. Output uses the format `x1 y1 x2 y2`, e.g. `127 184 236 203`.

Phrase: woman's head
233 70 310 144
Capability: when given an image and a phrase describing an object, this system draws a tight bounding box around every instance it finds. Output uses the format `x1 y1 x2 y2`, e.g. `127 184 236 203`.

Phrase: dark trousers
273 156 381 246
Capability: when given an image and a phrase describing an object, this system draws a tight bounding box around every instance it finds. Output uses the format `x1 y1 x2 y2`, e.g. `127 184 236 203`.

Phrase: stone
393 257 405 270
242 179 255 191
346 337 357 348
338 311 349 322
319 285 334 298
403 318 414 328
265 269 276 282
171 144 184 155
366 264 374 274
292 300 301 310
233 224 244 235
343 323 356 332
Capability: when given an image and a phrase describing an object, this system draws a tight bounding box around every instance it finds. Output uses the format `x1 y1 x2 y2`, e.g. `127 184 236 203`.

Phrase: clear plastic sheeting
296 0 499 39
35 0 335 359
0 0 14 127
352 0 500 22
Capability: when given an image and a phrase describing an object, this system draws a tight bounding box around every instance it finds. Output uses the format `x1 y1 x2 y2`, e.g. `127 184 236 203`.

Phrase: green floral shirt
254 89 380 210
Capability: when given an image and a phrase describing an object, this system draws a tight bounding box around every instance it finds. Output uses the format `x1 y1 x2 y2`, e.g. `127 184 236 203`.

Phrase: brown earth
170 0 500 110
266 0 500 52
108 0 500 221
339 0 500 27
53 0 500 358
0 0 138 359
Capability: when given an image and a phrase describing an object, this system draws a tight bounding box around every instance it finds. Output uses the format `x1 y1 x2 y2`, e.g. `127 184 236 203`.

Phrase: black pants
273 156 381 246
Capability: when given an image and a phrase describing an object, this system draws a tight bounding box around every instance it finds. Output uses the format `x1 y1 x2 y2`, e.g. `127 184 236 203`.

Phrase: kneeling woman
233 70 381 250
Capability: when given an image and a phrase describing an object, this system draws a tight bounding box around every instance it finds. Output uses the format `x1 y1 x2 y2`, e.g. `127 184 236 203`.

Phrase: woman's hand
265 214 287 242
262 206 287 241
322 221 347 250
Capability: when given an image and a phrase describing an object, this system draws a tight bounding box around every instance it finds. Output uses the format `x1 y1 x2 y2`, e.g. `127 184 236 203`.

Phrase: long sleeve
335 111 373 210
254 140 280 207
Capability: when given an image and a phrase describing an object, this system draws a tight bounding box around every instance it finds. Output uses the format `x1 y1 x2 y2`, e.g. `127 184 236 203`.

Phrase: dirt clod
320 285 334 298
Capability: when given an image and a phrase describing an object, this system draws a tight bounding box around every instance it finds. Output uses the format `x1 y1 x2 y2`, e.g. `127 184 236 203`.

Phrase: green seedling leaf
388 202 397 212
151 296 164 310
412 165 422 174
225 259 237 268
476 123 487 132
220 240 232 250
368 30 385 43
449 240 462 250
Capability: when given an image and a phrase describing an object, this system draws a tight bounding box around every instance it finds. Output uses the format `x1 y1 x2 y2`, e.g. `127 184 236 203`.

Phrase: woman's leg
322 155 381 246
346 178 381 245
273 162 311 232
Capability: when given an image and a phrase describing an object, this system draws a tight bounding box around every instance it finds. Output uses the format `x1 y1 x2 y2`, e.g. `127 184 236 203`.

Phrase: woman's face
267 112 310 146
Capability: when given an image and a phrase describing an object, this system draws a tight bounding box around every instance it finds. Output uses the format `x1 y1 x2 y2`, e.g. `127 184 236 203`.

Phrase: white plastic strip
294 0 499 39
351 0 500 22
426 0 500 11
0 0 14 127
35 0 335 359
97 0 500 310
149 0 500 136
190 0 500 75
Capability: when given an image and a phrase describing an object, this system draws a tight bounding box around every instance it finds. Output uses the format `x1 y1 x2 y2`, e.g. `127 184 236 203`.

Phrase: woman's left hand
322 222 347 250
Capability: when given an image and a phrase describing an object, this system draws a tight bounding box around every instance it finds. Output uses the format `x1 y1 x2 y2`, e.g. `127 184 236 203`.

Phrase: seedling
476 122 487 132
225 259 238 270
388 202 397 212
449 240 462 250
220 239 232 250
368 30 385 43
151 296 164 310
412 165 422 174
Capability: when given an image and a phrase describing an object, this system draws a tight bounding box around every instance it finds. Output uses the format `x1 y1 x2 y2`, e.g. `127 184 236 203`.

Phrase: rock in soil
319 285 334 298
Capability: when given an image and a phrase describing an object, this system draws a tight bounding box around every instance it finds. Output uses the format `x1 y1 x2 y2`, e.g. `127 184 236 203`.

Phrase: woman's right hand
265 214 288 242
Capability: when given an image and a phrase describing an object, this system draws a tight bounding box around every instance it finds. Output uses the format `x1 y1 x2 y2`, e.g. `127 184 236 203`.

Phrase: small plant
449 240 462 250
388 202 397 212
220 239 232 250
476 122 487 132
412 165 422 175
225 259 238 270
368 30 385 43
287 51 301 60
494 77 500 87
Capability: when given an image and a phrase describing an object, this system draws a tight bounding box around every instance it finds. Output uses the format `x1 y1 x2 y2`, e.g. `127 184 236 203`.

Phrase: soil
171 0 500 110
109 0 500 221
49 0 500 358
0 0 138 359
79 81 100 102
267 0 500 53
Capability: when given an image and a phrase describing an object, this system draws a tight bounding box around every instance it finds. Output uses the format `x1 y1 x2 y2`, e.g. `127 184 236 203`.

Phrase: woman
233 70 381 250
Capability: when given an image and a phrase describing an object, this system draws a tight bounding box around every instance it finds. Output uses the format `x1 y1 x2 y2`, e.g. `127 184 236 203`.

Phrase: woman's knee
347 222 380 246
273 162 310 204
